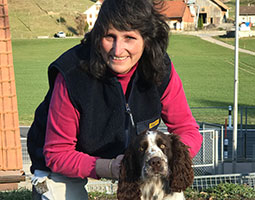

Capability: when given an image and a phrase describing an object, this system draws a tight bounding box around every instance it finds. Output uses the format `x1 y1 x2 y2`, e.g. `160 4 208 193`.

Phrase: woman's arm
43 73 99 179
161 63 203 158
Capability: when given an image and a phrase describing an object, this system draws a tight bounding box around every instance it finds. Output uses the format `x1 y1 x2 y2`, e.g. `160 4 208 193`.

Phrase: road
179 30 255 56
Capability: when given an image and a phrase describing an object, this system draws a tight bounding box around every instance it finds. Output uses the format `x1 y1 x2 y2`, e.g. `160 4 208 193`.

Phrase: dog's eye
139 147 144 152
159 144 166 149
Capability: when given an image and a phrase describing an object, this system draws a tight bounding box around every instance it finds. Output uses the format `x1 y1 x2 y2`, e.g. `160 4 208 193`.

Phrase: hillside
224 0 255 20
8 0 94 39
7 0 255 39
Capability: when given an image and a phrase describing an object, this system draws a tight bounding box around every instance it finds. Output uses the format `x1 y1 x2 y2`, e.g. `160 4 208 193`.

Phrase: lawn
12 38 82 125
167 34 255 124
215 36 255 52
12 35 255 125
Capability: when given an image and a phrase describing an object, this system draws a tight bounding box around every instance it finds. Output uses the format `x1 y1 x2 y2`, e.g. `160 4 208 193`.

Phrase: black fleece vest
27 44 171 173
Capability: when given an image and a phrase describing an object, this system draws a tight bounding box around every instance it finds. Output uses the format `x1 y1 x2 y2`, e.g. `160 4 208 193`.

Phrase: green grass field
8 0 94 39
215 36 255 52
167 34 255 125
225 0 254 20
12 38 82 124
12 35 255 125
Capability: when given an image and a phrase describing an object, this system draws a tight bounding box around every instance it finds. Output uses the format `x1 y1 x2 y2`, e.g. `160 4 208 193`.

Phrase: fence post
252 145 255 171
224 119 229 159
221 125 225 174
215 130 219 174
245 107 248 159
240 107 243 159
228 105 232 128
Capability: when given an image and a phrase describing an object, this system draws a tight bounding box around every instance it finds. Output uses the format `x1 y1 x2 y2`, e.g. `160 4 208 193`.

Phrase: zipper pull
126 103 135 127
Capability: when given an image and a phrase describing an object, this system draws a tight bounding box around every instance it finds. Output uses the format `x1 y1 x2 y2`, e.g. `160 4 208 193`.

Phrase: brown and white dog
117 129 194 200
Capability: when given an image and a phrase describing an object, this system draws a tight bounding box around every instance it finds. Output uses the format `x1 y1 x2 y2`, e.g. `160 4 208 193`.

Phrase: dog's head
120 130 194 191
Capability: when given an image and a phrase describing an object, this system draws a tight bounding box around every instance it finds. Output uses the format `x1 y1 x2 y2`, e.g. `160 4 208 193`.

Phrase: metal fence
20 126 255 192
21 137 31 165
21 128 218 176
192 129 219 176
191 106 255 128
198 121 255 161
85 172 255 194
192 172 255 190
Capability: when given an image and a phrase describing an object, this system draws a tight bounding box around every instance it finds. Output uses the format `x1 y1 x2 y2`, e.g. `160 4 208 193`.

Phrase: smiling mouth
111 56 128 61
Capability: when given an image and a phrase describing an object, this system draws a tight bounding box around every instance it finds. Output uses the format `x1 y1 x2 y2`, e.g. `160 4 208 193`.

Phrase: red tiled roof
159 1 187 18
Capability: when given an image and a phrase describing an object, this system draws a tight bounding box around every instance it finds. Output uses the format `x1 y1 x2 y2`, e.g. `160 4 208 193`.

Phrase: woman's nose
113 39 124 56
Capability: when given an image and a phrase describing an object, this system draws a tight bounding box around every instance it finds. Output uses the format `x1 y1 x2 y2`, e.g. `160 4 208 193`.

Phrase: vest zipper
125 103 135 127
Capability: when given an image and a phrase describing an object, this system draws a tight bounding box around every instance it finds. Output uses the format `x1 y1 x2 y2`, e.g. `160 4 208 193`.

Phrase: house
159 0 229 30
84 0 229 31
239 5 255 26
159 1 195 31
83 0 103 30
195 0 229 26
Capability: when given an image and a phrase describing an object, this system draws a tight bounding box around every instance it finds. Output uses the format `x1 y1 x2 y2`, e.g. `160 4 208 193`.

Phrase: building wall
196 0 225 25
183 7 196 30
183 6 195 23
239 15 255 26
166 6 195 31
183 22 196 30
167 19 182 30
84 1 102 30
167 19 195 31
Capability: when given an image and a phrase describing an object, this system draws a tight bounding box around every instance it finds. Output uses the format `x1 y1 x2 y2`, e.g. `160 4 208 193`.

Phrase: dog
117 129 194 200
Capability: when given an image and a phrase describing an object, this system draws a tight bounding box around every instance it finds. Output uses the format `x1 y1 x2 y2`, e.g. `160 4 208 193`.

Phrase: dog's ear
117 148 141 200
168 134 194 192
119 144 142 182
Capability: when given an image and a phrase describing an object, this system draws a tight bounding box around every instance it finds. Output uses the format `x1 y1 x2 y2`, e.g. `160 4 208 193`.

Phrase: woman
27 0 203 199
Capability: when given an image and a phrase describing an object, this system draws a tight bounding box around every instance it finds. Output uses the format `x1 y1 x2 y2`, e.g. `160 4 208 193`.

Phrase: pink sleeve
43 73 99 179
161 63 203 158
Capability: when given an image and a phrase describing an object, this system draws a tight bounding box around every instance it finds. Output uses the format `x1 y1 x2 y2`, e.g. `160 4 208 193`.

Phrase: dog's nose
148 157 162 171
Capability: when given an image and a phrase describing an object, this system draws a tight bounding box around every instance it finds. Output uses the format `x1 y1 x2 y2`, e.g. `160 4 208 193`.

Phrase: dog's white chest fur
140 177 185 200
140 177 165 200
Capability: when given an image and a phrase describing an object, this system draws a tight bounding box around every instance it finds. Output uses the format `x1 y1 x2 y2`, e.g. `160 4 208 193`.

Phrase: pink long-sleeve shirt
43 62 203 179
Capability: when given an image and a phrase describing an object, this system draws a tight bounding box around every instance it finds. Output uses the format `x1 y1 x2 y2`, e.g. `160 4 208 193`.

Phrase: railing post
215 130 219 174
221 126 225 174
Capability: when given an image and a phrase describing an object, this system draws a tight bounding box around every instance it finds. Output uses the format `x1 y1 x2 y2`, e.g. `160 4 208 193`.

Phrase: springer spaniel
117 130 194 200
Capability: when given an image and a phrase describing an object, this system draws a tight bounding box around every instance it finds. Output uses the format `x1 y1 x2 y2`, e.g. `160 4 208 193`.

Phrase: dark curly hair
81 0 170 85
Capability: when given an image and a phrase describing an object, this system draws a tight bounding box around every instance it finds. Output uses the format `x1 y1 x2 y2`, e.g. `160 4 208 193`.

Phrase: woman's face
101 27 145 74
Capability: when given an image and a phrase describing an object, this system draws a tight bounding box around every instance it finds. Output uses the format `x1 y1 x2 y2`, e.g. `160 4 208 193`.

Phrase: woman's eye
104 34 115 41
126 36 136 40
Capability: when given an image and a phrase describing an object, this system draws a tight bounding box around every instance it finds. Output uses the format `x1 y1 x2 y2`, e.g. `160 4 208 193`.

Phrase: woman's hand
96 155 124 179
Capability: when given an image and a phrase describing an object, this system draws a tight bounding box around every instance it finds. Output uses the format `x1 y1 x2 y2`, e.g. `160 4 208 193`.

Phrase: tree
198 15 203 30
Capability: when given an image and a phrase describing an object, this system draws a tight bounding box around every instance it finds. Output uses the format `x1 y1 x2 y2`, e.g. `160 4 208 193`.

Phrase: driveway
179 30 255 56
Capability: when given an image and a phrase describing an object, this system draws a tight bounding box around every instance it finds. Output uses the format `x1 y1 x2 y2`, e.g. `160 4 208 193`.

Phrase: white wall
84 1 102 30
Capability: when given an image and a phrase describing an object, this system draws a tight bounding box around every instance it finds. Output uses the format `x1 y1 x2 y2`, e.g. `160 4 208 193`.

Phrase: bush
185 183 255 200
0 188 32 200
1 183 255 200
